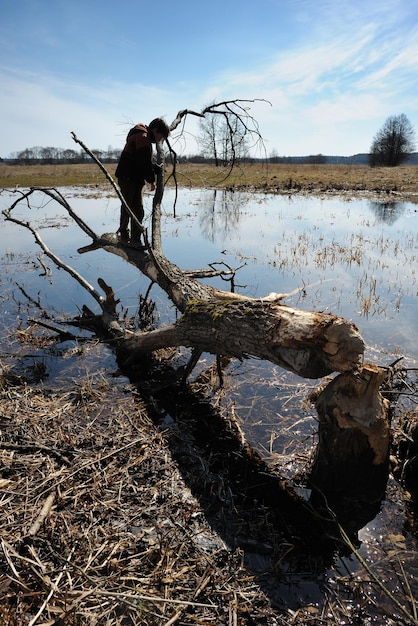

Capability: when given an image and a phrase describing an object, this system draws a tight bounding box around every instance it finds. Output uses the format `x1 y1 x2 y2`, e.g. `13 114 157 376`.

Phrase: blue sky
1 0 417 158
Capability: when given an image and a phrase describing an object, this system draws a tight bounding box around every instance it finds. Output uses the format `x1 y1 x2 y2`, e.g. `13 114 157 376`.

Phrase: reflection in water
198 189 248 242
368 200 406 224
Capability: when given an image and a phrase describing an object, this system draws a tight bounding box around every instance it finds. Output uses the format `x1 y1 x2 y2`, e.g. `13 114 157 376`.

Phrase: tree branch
3 208 105 308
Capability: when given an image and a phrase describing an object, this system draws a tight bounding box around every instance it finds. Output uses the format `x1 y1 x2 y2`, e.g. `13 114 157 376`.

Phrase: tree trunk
308 364 390 528
117 296 365 379
68 129 365 381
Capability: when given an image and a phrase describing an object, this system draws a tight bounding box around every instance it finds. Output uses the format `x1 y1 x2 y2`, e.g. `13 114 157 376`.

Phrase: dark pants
118 178 144 241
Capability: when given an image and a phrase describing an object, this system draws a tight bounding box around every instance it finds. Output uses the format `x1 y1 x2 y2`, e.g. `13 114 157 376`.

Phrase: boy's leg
117 178 132 241
130 183 145 241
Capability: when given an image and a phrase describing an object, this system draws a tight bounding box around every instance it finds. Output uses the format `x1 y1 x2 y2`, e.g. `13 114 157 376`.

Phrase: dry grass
0 163 110 188
171 162 418 200
2 357 417 625
1 162 417 202
0 379 288 625
2 163 418 624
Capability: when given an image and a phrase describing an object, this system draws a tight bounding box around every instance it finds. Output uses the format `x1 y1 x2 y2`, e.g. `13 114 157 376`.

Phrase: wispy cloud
202 7 418 155
0 66 186 153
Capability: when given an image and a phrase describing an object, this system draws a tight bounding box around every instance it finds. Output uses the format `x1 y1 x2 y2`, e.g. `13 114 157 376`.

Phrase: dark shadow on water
121 356 389 612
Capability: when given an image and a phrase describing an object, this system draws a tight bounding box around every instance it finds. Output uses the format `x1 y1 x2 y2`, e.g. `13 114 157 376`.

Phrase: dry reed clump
0 379 285 625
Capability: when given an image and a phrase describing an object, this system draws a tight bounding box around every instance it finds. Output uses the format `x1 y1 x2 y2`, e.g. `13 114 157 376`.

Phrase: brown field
1 161 417 201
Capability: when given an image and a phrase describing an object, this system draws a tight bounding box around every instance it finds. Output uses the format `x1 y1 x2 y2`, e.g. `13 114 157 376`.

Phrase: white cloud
0 66 191 155
197 14 418 156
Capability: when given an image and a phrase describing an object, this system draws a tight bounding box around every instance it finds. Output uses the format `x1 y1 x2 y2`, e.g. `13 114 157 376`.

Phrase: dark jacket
115 123 155 183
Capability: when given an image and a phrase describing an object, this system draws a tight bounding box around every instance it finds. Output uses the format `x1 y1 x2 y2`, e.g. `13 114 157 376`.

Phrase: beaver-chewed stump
308 364 390 529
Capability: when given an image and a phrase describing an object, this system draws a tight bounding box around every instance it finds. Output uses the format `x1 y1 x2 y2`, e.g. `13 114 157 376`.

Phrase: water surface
2 185 417 431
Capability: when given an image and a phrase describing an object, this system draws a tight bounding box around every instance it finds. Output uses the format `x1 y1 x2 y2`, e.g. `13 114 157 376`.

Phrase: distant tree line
3 145 121 165
268 153 328 165
4 149 417 167
2 113 416 167
3 148 331 166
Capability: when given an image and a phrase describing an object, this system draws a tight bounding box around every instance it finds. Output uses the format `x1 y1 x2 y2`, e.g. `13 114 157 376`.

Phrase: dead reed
0 378 289 625
2 362 417 625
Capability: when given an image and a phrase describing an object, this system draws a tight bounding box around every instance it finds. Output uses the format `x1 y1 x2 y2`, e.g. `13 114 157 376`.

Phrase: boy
116 118 169 243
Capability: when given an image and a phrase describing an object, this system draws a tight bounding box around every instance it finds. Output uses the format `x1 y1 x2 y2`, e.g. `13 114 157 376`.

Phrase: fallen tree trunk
6 130 364 382
118 296 365 379
76 231 366 380
29 135 365 381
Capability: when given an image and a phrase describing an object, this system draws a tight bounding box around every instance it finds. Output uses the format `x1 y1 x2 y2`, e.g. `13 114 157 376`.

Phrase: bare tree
369 113 416 167
15 147 36 164
169 100 267 170
199 113 222 165
39 146 59 164
198 106 250 165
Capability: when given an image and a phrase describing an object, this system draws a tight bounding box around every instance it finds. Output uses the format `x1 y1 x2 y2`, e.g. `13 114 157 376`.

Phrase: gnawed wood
309 364 390 498
118 297 365 379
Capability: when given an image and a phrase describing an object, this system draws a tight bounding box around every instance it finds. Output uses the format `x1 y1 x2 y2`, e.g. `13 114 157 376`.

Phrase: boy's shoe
118 230 130 243
129 239 146 250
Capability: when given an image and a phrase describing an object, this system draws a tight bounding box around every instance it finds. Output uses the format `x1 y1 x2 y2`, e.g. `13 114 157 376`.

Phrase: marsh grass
1 162 418 201
1 363 418 625
0 372 319 626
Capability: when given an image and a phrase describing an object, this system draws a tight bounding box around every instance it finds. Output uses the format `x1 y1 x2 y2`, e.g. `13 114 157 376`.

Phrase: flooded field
1 186 418 624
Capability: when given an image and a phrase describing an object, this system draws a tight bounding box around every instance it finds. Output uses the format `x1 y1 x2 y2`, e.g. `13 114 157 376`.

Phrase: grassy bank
1 162 417 201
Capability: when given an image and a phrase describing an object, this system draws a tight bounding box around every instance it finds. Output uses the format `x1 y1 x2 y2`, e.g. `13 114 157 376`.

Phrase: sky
1 0 418 158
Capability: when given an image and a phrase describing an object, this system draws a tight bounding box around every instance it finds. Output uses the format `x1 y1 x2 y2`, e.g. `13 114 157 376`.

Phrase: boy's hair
148 118 170 139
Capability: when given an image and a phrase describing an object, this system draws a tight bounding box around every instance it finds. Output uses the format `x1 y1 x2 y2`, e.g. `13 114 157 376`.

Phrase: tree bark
118 296 365 379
